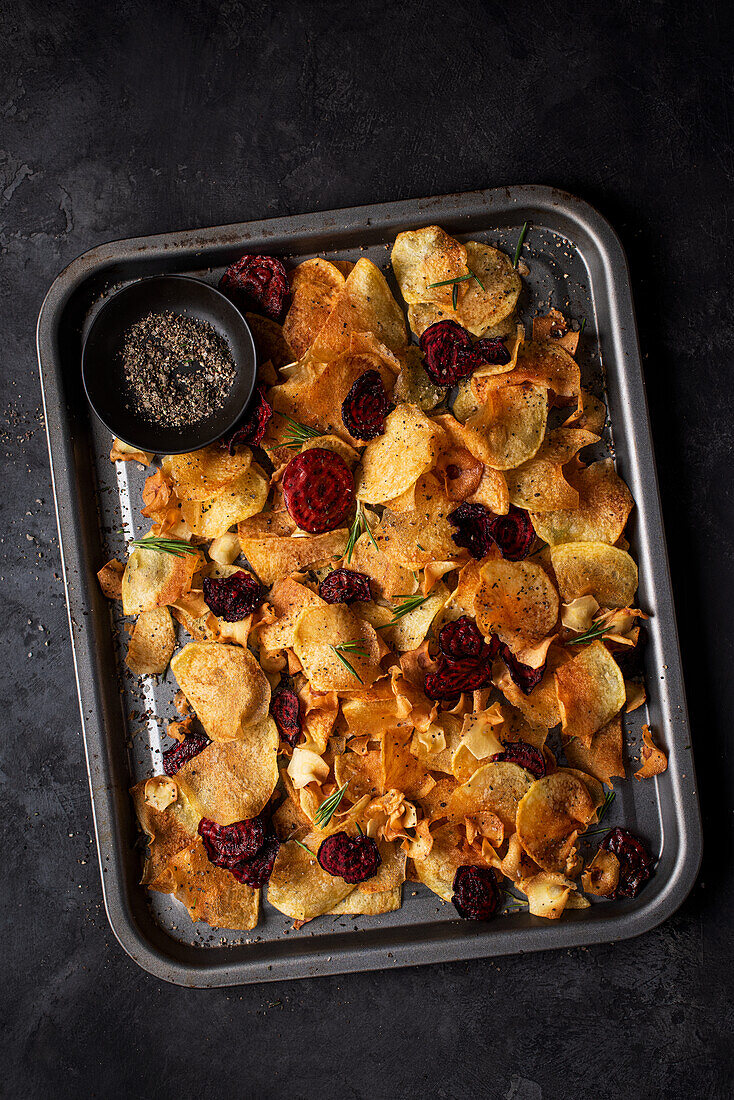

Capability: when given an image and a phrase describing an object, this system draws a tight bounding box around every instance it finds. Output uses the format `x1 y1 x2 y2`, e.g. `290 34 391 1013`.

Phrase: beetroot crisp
319 568 372 604
451 865 501 920
317 831 381 884
600 827 654 899
219 253 290 321
281 447 354 534
224 385 273 451
418 320 473 386
162 733 209 776
270 687 302 747
198 815 280 888
449 503 534 561
198 816 266 867
202 570 265 621
425 618 499 700
490 740 546 779
341 369 391 441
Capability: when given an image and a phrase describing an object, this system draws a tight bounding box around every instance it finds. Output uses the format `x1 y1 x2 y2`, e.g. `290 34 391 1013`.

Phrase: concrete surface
2 1 732 1097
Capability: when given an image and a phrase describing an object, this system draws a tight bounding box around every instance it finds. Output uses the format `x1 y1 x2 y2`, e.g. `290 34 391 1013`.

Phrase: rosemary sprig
597 789 616 823
329 644 364 683
281 414 324 450
294 839 314 855
315 782 349 828
513 221 529 268
579 317 587 335
333 640 369 656
345 501 379 561
427 268 486 292
130 536 199 558
567 622 609 645
377 593 432 627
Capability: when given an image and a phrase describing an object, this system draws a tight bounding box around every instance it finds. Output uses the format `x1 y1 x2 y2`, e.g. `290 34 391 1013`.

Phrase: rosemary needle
315 782 349 828
329 645 364 683
513 221 529 268
130 536 199 557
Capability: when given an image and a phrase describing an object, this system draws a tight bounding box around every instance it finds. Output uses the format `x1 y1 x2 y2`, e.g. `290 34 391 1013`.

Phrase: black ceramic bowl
82 275 257 455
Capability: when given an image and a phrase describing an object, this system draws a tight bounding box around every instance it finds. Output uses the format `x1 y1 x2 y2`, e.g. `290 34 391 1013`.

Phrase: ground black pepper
120 311 237 428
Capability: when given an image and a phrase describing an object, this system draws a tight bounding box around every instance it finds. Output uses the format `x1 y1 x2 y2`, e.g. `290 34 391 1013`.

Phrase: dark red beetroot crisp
229 832 280 888
424 658 494 700
341 370 391 441
271 687 302 747
451 865 502 920
317 831 382 884
438 616 486 660
319 568 372 604
449 503 535 562
600 827 654 899
224 386 273 451
418 320 473 386
448 502 496 559
198 816 266 868
219 254 290 321
162 733 209 776
473 337 511 366
281 447 354 534
202 570 265 621
490 740 546 779
489 505 535 561
498 642 546 695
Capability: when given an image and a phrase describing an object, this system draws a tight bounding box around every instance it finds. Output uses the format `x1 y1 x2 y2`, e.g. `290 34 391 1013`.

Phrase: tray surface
37 186 702 986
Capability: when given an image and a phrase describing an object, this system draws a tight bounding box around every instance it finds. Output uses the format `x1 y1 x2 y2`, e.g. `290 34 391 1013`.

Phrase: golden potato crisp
563 714 625 787
356 404 443 503
521 871 577 919
166 445 253 502
126 607 176 675
393 344 446 411
453 241 522 335
550 542 639 608
448 761 533 833
500 338 581 400
474 559 559 654
239 529 347 586
176 722 279 824
391 226 469 308
256 577 325 655
309 258 407 361
121 540 201 615
167 839 260 930
636 725 668 779
582 848 620 898
131 780 200 888
282 258 346 358
180 463 269 538
506 428 599 511
329 885 402 915
293 604 383 691
493 653 565 728
97 558 125 599
469 383 548 470
554 640 625 746
170 642 271 740
532 309 580 355
110 438 153 465
350 530 418 601
372 582 449 653
516 772 596 873
575 391 607 434
530 459 634 545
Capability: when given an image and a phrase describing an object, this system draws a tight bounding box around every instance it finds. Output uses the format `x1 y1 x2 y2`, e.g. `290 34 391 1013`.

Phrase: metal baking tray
37 185 702 987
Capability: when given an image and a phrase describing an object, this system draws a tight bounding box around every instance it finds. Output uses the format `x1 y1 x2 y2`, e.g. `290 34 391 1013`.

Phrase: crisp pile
99 226 667 932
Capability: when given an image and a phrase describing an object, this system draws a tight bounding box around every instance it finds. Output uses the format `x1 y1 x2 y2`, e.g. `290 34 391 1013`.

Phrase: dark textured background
2 1 732 1097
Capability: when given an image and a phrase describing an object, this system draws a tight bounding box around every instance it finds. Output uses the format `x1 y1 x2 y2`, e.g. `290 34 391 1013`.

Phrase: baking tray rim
37 184 702 987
